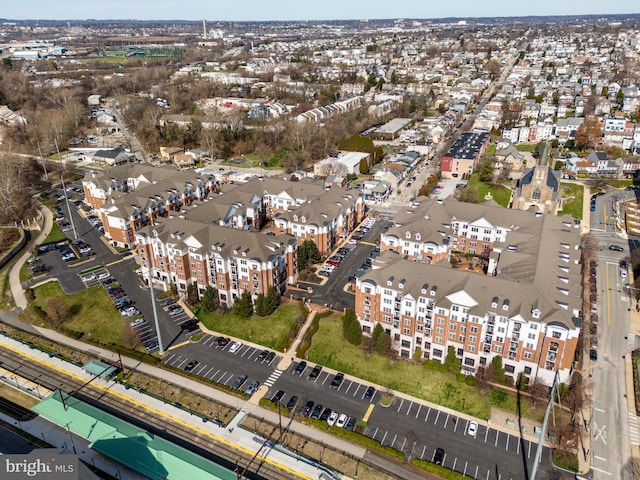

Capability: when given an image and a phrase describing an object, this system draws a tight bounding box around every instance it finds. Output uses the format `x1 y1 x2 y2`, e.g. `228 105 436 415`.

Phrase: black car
264 351 276 363
609 244 624 252
302 400 314 417
620 259 629 269
309 365 322 380
215 337 230 348
434 448 445 465
294 361 307 375
285 395 298 411
345 416 356 431
180 319 199 332
271 390 285 404
364 386 376 400
590 350 598 361
184 360 199 372
319 408 332 422
231 374 247 390
257 349 268 360
310 404 323 419
330 373 344 389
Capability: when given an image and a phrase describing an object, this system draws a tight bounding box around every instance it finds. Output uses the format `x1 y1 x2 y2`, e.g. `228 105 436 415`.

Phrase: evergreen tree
233 291 254 318
372 323 387 355
342 309 362 346
265 287 280 315
359 157 369 175
490 355 507 384
299 240 320 269
200 285 218 312
254 293 268 316
444 346 461 374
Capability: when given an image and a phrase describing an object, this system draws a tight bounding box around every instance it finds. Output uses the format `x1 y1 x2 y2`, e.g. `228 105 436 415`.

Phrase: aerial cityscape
0 7 639 480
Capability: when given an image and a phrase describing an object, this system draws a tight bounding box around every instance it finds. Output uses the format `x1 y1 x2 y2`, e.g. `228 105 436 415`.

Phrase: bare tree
316 161 348 178
46 298 70 328
120 324 141 350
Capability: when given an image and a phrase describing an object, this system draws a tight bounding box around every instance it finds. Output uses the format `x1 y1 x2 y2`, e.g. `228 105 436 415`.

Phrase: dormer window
415 233 421 241
233 249 238 255
405 231 411 239
502 299 510 311
491 297 498 308
293 215 298 221
532 309 541 319
421 284 428 295
301 216 306 223
399 279 405 289
387 276 394 287
430 286 437 296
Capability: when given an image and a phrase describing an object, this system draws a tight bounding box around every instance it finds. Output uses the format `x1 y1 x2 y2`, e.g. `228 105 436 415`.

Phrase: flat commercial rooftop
32 391 237 480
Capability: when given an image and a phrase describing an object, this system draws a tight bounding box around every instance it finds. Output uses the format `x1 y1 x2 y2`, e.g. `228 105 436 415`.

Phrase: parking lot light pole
146 257 164 355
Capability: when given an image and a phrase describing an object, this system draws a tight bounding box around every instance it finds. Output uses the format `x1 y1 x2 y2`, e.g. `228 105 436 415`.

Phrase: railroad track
0 346 303 480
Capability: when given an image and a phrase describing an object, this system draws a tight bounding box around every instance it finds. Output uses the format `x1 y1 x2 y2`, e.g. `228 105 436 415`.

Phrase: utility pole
531 370 560 480
146 249 164 355
36 142 48 179
60 174 78 240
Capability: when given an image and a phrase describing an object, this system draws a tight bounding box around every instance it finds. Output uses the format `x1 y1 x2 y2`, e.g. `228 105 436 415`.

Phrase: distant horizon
1 0 638 23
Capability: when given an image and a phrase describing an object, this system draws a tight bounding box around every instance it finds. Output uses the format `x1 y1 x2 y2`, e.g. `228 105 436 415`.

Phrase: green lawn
467 174 512 207
197 303 306 351
605 179 633 189
515 144 537 152
485 144 497 155
43 222 67 244
307 315 544 421
558 183 584 220
21 281 125 346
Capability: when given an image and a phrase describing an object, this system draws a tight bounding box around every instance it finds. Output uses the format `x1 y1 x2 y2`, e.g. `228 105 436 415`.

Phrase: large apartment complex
82 164 365 305
356 198 582 386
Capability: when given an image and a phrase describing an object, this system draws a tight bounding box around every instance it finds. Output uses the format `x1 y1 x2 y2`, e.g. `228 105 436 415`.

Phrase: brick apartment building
356 198 582 386
83 164 364 304
441 130 490 179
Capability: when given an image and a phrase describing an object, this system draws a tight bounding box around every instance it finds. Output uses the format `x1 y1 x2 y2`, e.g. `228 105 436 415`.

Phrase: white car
621 269 627 278
327 411 339 426
130 318 145 328
336 413 348 428
347 239 357 245
81 274 95 282
466 421 478 437
229 342 242 354
98 272 110 280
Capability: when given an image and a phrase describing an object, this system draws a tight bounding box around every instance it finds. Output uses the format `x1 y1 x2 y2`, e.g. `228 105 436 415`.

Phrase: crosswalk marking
629 412 640 445
627 333 638 352
263 369 283 387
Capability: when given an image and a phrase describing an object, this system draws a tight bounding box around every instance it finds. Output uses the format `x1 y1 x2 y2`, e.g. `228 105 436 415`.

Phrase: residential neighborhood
0 10 640 480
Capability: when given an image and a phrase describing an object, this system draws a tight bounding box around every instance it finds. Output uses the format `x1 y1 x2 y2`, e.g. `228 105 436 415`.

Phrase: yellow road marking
362 403 375 422
0 341 313 480
359 241 377 246
168 341 189 350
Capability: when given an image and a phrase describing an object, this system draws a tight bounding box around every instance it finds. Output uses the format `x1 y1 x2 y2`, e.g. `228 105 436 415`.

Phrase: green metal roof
32 391 237 480
82 360 117 378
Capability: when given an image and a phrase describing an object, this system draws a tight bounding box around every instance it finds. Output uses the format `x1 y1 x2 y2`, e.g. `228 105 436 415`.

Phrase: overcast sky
1 1 638 22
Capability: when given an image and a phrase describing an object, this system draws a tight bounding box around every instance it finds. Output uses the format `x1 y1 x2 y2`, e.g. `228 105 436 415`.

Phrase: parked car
434 448 445 465
302 400 314 417
184 360 199 372
345 416 356 431
336 413 348 428
327 411 339 426
320 408 333 422
330 372 344 389
129 318 145 328
294 361 307 375
82 274 96 282
231 374 248 390
215 337 230 348
364 386 376 400
229 342 242 354
264 351 276 363
285 395 298 411
271 390 285 404
310 404 323 419
244 380 259 395
466 421 478 437
609 244 624 252
309 365 322 380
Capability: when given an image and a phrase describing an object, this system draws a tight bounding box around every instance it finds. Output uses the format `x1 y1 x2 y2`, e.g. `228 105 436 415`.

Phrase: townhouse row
82 164 365 305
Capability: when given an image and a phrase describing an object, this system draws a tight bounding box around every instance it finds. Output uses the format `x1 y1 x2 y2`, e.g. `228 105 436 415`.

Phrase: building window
532 188 541 200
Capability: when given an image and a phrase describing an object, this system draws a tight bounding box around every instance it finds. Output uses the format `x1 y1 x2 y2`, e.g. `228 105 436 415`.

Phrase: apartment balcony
508 352 517 361
486 326 494 334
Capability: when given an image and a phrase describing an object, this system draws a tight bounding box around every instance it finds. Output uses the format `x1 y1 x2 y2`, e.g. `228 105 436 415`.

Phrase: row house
357 202 582 387
135 218 298 307
555 117 583 144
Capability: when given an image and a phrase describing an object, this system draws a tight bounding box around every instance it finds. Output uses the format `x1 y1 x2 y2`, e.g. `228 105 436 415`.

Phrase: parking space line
516 436 519 455
415 404 421 418
397 398 404 413
390 434 397 449
220 373 234 385
352 384 361 397
240 346 250 357
344 381 353 394
444 413 449 428
495 431 499 447
213 370 224 382
246 349 256 360
164 353 176 363
505 434 509 451
168 355 182 366
321 373 330 385
202 336 215 347
454 417 460 432
434 410 440 425
424 407 431 422
528 441 532 458
204 366 214 378
175 357 188 368
195 364 208 375
380 431 387 446
363 404 375 422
